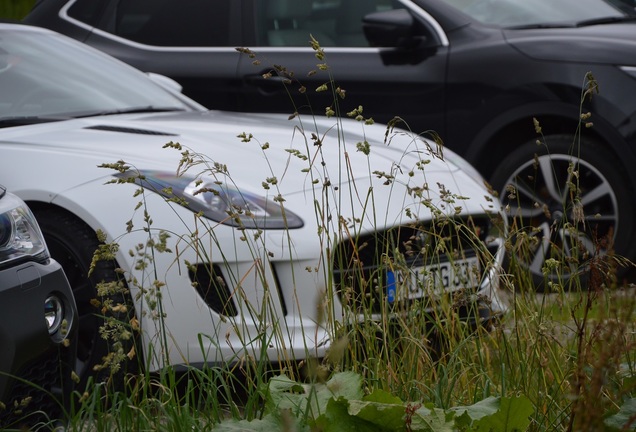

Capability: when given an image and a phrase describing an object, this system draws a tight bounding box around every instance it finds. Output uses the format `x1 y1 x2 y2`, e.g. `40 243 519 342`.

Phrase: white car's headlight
121 171 304 229
0 188 49 266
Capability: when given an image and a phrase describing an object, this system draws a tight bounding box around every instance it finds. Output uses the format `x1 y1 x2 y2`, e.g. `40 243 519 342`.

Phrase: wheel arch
25 200 144 384
24 200 115 250
465 102 636 194
24 200 131 288
26 200 90 223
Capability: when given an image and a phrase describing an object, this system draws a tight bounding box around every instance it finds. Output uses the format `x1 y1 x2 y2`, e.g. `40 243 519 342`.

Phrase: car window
97 0 232 46
254 0 396 47
67 0 110 27
0 28 196 120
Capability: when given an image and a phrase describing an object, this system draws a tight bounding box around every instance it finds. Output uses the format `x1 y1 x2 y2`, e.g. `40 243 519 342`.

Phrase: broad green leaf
347 390 406 431
605 398 636 431
265 374 310 416
451 396 501 422
214 413 309 432
410 405 455 432
325 371 365 401
265 372 363 421
473 396 534 432
314 397 379 432
363 389 404 405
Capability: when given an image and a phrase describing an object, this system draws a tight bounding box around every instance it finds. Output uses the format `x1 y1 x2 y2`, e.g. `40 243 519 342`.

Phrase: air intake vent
189 264 238 317
85 125 177 136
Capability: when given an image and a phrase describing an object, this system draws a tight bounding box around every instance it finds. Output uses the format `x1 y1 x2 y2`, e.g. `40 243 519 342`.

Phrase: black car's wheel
490 134 634 290
30 205 140 390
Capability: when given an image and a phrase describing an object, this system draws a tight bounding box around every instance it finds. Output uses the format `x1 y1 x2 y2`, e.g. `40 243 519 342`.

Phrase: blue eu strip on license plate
387 270 396 303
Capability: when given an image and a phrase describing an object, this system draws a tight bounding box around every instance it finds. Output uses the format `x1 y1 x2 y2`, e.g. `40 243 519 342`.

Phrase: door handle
243 72 290 95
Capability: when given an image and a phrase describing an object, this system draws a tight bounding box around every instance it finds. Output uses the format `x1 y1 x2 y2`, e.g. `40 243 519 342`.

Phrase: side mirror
363 9 428 48
146 72 183 94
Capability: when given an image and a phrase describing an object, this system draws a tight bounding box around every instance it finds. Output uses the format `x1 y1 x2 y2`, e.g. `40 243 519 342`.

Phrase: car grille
0 347 70 429
332 215 500 313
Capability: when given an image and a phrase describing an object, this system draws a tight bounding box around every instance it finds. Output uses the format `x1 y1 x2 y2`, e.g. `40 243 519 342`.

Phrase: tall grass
9 41 633 432
84 43 636 431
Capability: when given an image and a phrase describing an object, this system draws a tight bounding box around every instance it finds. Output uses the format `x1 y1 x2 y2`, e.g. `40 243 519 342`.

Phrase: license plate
386 257 481 303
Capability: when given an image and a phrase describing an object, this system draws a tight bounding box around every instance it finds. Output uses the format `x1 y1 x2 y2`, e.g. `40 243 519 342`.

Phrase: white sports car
0 23 507 385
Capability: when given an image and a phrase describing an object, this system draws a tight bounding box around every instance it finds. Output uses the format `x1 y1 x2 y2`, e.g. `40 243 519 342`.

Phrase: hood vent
85 125 177 136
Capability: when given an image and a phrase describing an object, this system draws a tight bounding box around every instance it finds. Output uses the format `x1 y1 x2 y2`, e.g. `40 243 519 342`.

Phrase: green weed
59 42 636 432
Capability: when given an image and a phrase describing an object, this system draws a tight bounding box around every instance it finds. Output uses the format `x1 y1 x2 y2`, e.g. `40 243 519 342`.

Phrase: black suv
0 186 77 428
24 0 636 286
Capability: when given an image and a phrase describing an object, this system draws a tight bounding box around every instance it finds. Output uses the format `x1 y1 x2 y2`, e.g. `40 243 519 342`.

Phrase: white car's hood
1 110 492 218
3 111 445 172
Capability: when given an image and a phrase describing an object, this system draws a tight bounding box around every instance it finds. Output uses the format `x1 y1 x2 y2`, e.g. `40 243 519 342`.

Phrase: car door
78 0 244 110
236 0 449 137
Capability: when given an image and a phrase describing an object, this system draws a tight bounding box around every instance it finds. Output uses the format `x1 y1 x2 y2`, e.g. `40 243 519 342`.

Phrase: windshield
437 0 633 28
0 25 198 122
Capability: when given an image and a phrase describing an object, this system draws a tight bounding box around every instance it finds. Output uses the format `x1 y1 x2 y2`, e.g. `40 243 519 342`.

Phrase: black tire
30 205 140 390
489 134 634 290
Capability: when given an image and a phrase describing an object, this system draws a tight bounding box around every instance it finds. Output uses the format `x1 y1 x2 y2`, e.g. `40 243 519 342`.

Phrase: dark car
0 186 77 428
23 0 636 286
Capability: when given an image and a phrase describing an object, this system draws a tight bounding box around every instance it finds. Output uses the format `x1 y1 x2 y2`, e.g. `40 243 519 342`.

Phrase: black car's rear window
67 0 110 27
105 0 232 46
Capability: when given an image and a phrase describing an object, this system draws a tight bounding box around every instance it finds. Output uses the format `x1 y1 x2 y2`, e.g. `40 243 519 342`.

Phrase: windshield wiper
507 22 575 29
508 15 636 30
575 15 636 26
0 107 186 126
0 116 70 128
75 106 186 118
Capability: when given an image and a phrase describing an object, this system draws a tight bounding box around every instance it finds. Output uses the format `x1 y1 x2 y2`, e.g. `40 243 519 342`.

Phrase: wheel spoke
514 181 543 204
511 183 547 219
556 228 568 256
559 229 597 273
580 181 613 208
574 233 596 255
585 214 616 221
528 222 552 274
511 206 544 218
538 156 563 201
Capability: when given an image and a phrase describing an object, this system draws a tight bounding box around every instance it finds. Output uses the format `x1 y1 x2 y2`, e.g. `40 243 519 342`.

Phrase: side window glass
67 0 110 27
256 0 396 47
108 0 231 46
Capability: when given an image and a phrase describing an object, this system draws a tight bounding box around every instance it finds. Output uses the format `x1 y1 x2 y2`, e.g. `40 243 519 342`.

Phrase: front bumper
0 259 77 428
